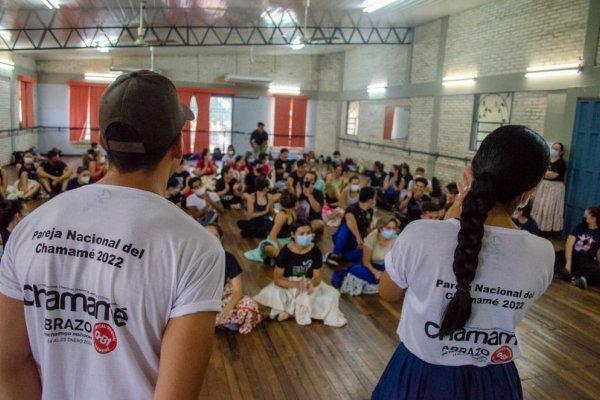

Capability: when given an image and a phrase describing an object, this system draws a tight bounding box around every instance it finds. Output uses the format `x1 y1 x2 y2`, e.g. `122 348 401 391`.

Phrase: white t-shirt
0 184 225 398
186 191 221 211
385 219 554 367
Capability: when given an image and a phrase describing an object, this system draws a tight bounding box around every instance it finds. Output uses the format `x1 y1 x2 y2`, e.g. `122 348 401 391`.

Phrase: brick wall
511 92 547 135
343 45 410 90
436 95 475 182
318 52 343 93
0 75 11 165
39 53 322 91
314 101 338 155
444 0 588 77
411 20 441 83
339 97 434 170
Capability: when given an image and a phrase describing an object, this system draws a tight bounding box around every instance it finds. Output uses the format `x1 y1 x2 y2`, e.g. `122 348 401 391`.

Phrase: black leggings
555 251 600 286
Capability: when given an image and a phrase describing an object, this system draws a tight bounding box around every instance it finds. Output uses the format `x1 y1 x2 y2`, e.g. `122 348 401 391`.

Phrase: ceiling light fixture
0 60 15 71
525 64 580 78
269 85 301 95
84 72 120 83
290 37 305 51
362 0 398 13
40 0 60 9
442 75 477 86
367 83 387 94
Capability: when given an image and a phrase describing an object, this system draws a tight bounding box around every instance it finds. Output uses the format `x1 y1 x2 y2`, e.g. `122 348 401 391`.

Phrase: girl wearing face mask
221 145 237 167
89 151 108 183
254 218 347 327
531 142 567 232
336 217 399 295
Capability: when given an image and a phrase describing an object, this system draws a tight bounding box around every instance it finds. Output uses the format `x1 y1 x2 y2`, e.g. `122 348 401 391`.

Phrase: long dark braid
438 173 497 337
437 125 550 338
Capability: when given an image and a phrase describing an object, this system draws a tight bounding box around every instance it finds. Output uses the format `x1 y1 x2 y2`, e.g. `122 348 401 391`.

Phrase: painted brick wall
38 53 322 91
343 45 409 90
597 25 600 66
339 97 434 170
444 0 589 77
318 52 343 93
410 20 441 83
314 101 338 155
436 95 475 183
0 75 11 165
511 92 547 135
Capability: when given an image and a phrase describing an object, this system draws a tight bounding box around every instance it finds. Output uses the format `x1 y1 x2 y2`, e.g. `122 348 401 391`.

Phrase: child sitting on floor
205 223 262 335
254 218 347 327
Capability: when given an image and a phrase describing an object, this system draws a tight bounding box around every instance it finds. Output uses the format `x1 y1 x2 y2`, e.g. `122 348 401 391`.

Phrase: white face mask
350 184 360 192
228 151 235 156
23 157 33 164
194 187 206 196
81 176 91 184
99 156 106 164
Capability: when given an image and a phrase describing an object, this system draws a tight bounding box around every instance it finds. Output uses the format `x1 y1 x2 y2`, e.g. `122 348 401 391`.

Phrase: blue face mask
550 149 560 158
295 234 314 247
382 229 398 240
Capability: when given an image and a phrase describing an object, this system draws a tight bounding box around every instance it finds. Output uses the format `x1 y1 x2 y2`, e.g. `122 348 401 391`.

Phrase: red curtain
68 81 108 142
69 85 90 142
89 86 107 143
383 105 395 140
193 93 211 152
177 87 236 153
177 90 193 153
273 95 308 148
273 96 292 147
290 98 307 148
18 76 36 128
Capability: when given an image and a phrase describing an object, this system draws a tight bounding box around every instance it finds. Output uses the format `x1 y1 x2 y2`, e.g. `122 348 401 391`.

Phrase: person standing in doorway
0 70 224 399
250 122 269 157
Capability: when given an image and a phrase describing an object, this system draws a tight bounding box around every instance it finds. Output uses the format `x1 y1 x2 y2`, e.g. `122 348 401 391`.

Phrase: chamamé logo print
93 323 118 354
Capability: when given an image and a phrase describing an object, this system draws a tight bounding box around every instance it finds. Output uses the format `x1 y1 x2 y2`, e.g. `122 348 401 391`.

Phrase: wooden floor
4 159 600 399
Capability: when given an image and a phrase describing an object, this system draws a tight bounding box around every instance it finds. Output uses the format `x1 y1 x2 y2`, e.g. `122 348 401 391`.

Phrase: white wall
231 95 274 155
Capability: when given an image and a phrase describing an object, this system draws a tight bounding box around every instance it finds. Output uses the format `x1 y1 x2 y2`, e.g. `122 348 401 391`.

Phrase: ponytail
438 172 497 338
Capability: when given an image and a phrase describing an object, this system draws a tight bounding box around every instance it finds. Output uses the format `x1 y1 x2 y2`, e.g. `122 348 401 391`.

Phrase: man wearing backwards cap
0 70 225 399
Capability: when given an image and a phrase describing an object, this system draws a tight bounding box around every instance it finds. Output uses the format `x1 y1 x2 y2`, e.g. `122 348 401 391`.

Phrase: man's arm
0 293 42 399
154 312 217 400
60 165 72 181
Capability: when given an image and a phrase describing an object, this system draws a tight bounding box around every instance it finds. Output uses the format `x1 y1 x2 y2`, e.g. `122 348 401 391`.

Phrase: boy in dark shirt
37 150 72 196
66 166 91 191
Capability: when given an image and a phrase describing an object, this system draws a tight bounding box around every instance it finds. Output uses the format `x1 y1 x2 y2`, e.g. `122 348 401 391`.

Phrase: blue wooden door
564 98 600 234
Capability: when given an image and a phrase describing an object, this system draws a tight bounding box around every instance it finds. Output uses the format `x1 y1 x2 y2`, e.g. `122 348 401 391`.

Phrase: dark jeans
332 223 363 261
555 251 600 286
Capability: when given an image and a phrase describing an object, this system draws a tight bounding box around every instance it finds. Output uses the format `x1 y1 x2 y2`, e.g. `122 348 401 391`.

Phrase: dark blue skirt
372 343 523 400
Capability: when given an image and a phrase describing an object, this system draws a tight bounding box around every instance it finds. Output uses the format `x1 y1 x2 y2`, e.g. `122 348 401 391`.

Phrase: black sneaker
571 276 588 289
325 252 340 266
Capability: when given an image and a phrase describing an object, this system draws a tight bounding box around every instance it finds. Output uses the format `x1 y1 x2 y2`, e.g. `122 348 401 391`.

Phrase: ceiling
0 0 493 59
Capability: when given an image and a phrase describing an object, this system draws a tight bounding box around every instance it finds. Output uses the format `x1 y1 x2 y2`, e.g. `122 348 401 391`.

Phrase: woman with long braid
372 126 554 399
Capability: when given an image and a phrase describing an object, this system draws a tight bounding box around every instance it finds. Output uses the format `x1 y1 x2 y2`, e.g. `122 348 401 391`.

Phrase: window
209 96 233 152
471 92 513 150
384 106 410 141
273 96 308 148
68 81 108 143
18 75 36 128
346 101 359 136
